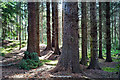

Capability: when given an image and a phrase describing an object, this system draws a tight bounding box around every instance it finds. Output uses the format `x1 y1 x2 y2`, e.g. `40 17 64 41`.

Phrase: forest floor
0 41 120 79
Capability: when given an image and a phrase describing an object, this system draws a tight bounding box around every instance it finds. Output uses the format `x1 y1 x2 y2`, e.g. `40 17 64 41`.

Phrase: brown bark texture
27 2 39 53
45 2 52 51
53 2 61 55
105 2 112 62
80 2 87 65
98 2 103 59
52 2 81 73
88 2 101 69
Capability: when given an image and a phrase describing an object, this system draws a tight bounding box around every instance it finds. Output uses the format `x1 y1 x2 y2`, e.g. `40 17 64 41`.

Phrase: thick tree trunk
80 2 87 65
36 2 40 56
27 2 38 53
105 2 112 62
53 2 61 55
52 2 55 47
52 2 81 73
45 2 52 51
87 2 101 69
98 2 103 59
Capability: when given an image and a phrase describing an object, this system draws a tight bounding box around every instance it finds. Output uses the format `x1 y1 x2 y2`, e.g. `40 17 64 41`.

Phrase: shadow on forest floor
0 41 120 79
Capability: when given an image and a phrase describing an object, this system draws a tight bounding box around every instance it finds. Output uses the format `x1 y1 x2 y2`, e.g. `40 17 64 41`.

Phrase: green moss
1 40 27 55
45 60 58 66
40 60 52 63
102 67 118 72
102 63 120 72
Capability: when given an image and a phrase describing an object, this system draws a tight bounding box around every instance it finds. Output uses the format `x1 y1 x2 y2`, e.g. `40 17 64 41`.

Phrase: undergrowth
18 51 43 70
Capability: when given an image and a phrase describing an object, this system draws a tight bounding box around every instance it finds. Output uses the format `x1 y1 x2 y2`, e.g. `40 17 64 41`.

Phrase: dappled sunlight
1 1 120 79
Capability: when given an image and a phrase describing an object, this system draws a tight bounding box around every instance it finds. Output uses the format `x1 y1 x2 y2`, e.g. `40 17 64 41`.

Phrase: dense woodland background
0 1 120 79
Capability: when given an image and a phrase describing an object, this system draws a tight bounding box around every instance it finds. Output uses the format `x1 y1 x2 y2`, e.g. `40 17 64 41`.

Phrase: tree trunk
41 3 44 43
45 2 52 51
62 4 64 46
19 2 21 50
87 2 101 69
98 2 103 59
114 14 116 48
27 2 38 53
105 2 112 62
111 8 114 44
2 19 7 46
53 2 61 55
24 3 27 40
16 15 19 40
52 2 55 47
80 2 87 65
118 10 120 50
52 2 81 73
25 19 27 40
36 2 40 56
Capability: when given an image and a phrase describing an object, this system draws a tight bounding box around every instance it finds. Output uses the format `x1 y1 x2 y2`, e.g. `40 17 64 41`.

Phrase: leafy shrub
0 53 5 57
18 51 43 70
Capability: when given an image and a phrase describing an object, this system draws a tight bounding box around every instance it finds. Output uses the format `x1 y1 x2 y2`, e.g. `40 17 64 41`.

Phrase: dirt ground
1 44 119 79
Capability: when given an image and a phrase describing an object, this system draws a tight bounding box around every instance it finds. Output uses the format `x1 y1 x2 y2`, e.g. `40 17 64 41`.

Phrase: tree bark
24 3 27 40
105 2 112 62
80 2 87 65
41 3 44 43
36 2 40 56
53 2 61 55
44 2 52 51
62 4 64 46
52 2 55 47
27 2 38 53
19 2 21 50
98 2 103 59
118 9 120 50
52 2 81 73
16 15 19 40
114 13 116 47
87 2 101 69
111 6 114 44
